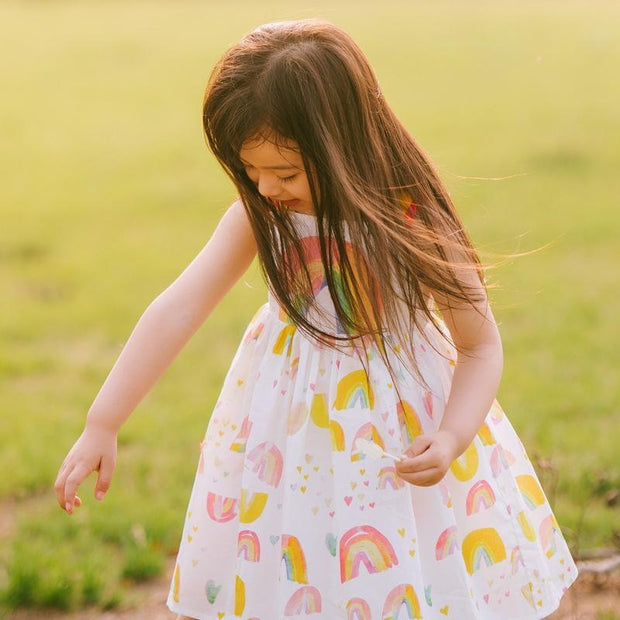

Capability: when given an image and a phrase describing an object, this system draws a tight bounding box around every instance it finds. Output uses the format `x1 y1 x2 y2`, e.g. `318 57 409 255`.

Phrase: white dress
167 212 577 619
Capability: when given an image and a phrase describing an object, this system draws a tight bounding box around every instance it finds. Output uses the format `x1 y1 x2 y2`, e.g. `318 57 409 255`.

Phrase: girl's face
240 135 314 214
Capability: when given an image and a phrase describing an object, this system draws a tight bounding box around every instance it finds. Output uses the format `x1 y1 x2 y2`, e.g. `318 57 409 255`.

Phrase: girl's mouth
280 199 300 207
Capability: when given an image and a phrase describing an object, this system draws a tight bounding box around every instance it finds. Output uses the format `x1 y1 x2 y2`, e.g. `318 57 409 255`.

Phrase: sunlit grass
1 0 618 611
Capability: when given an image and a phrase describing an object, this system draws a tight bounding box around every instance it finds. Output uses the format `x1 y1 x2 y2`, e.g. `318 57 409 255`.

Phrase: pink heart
273 380 278 388
363 481 370 487
369 502 375 508
329 511 335 518
483 595 489 604
388 429 395 436
381 411 389 422
344 496 353 506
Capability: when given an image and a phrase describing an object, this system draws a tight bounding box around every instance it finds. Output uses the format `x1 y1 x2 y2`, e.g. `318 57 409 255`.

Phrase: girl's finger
399 467 441 487
64 464 91 513
95 455 115 500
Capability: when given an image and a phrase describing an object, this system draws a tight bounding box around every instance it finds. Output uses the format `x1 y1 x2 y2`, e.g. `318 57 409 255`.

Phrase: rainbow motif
346 597 372 620
516 475 546 510
243 321 264 343
381 583 422 620
351 423 385 462
461 527 507 575
333 370 375 410
310 393 329 428
247 441 283 487
339 524 399 582
198 440 206 474
423 391 433 419
206 492 238 523
489 399 504 424
489 445 516 477
237 530 261 562
230 416 252 453
273 324 296 356
281 535 309 583
235 575 245 615
330 420 345 451
239 489 268 523
284 585 322 616
435 526 458 561
172 563 180 603
465 480 496 515
476 422 496 445
288 402 309 436
539 514 560 558
510 545 525 574
377 466 405 490
439 481 453 507
517 510 537 541
450 441 479 481
521 582 536 609
397 400 423 443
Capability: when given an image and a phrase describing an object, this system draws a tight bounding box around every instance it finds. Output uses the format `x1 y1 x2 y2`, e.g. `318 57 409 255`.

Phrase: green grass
1 0 619 612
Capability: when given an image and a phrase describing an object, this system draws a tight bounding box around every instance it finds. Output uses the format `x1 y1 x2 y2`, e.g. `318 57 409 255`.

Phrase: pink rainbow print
435 525 458 561
284 585 322 616
489 445 515 477
237 529 261 562
465 480 496 515
377 466 405 490
346 597 372 620
281 535 309 584
206 491 238 523
539 514 560 558
351 423 386 462
339 524 398 582
381 583 422 620
229 416 252 453
247 441 283 487
510 545 525 574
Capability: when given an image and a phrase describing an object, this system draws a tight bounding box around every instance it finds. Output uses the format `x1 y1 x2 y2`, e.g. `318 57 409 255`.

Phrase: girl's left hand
395 430 460 487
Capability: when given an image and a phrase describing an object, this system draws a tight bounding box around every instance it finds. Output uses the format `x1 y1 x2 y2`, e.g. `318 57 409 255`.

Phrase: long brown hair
203 19 485 372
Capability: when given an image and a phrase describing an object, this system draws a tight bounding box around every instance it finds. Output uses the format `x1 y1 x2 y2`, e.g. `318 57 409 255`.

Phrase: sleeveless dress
167 212 577 619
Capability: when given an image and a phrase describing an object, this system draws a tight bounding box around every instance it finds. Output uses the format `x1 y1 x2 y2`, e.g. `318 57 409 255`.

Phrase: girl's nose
256 174 280 199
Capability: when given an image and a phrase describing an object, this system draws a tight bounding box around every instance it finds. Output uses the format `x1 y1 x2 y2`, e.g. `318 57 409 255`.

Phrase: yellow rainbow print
397 400 423 443
461 527 507 575
377 466 405 490
288 402 309 436
516 475 546 510
234 575 245 615
346 597 372 620
330 420 345 451
435 526 458 561
229 416 252 453
517 510 537 542
465 480 496 515
239 489 268 523
450 441 479 481
381 583 422 620
284 585 322 616
339 524 398 582
539 514 560 558
172 562 180 603
310 393 329 428
333 369 375 410
351 423 386 462
273 324 296 356
206 492 239 523
237 529 261 562
247 441 283 487
281 535 309 583
476 422 496 445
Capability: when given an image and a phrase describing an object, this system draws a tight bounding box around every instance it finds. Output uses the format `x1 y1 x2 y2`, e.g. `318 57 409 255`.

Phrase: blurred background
1 0 618 617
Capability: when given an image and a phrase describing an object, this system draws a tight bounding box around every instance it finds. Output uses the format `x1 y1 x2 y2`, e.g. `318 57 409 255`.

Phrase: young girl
55 19 577 620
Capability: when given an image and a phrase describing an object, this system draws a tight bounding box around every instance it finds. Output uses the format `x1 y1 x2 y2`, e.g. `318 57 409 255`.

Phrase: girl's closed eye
280 174 298 183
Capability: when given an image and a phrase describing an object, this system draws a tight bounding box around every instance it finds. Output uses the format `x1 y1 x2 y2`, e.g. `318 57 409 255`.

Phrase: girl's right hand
54 424 117 514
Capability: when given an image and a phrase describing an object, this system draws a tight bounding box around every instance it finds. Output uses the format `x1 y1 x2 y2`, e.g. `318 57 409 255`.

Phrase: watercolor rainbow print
465 480 496 515
539 514 560 558
310 393 329 428
449 441 479 481
288 402 309 436
281 535 309 583
330 420 346 451
239 489 268 523
516 475 546 510
334 369 375 410
172 563 180 603
235 575 245 615
351 423 386 462
284 585 322 616
247 441 283 487
339 524 398 582
517 510 537 541
377 466 406 490
273 324 296 356
382 583 422 620
476 421 496 446
237 530 261 562
435 525 458 561
346 597 372 620
461 527 507 575
489 444 516 477
396 400 423 443
206 492 238 523
229 416 252 453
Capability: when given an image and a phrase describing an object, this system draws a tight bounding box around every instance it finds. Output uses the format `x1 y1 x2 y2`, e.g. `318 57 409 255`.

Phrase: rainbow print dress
167 212 577 619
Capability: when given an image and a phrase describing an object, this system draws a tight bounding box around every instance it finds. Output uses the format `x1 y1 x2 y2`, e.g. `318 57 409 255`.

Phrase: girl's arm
395 267 504 486
55 201 257 512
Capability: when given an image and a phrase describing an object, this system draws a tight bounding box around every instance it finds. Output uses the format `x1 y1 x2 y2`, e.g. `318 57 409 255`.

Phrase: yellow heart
301 486 307 493
440 605 449 615
398 528 405 537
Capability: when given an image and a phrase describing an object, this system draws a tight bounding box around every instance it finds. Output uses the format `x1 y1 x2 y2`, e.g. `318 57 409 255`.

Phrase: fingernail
96 491 104 501
65 502 72 513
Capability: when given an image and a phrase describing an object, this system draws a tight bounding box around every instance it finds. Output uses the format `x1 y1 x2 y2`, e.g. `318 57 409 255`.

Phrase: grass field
1 0 618 612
